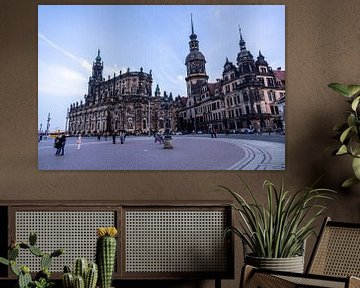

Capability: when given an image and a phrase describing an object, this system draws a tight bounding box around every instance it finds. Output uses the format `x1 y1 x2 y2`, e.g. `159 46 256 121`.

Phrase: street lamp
163 96 173 149
148 96 151 136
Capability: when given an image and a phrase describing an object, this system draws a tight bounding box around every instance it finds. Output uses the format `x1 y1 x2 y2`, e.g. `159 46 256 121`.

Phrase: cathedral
67 17 285 136
67 50 180 136
178 17 285 133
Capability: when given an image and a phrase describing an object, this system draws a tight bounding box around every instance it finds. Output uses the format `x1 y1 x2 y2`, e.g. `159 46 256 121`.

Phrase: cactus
73 275 85 288
51 248 64 258
63 272 74 288
96 227 118 288
74 258 88 279
0 257 9 266
18 269 32 288
29 245 44 257
85 263 98 288
0 233 63 288
10 260 20 276
41 253 52 270
63 259 98 288
9 246 19 260
29 232 37 246
35 268 51 281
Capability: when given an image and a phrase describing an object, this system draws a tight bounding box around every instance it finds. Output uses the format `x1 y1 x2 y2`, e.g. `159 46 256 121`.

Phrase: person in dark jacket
54 135 62 156
59 133 66 155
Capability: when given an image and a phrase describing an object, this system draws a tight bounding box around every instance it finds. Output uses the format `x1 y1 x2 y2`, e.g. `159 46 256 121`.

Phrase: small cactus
41 253 52 270
9 246 19 260
74 275 85 288
29 232 37 246
0 232 63 288
96 227 118 288
0 257 9 266
63 272 74 288
29 245 44 257
10 260 20 276
63 259 98 288
85 263 98 288
18 269 32 288
74 258 87 279
51 248 64 258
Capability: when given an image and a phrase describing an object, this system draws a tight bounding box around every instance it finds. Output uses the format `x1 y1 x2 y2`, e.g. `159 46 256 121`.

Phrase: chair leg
349 276 360 288
240 265 296 288
240 265 255 288
215 278 221 288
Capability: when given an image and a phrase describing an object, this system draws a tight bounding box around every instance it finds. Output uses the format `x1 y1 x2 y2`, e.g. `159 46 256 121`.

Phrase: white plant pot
245 254 305 273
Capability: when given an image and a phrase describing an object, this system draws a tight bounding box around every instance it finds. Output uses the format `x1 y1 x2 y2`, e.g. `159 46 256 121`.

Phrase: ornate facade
68 18 285 136
178 21 285 133
68 50 179 135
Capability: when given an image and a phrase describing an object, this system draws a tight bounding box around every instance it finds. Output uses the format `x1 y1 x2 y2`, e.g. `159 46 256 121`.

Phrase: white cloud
38 64 87 98
38 33 92 72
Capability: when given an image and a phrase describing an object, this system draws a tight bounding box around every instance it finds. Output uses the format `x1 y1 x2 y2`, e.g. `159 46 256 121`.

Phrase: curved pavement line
209 138 285 170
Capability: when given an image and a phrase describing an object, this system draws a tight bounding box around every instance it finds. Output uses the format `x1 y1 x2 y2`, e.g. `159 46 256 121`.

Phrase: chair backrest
307 217 360 277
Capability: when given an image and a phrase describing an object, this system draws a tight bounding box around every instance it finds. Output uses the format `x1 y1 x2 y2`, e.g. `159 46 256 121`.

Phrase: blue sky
38 5 285 131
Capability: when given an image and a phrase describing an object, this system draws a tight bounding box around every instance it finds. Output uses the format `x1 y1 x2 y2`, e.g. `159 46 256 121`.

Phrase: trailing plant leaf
328 83 351 97
352 96 360 111
340 127 352 143
352 157 360 179
347 85 360 97
336 145 348 155
329 82 360 186
0 257 9 266
342 177 360 188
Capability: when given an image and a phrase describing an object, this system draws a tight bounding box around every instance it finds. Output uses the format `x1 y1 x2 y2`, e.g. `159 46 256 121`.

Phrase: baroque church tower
88 49 104 95
185 14 208 97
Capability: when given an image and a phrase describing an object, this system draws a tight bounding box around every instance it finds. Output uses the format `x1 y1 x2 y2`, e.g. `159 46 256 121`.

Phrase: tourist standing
76 134 82 150
54 134 62 156
59 133 66 155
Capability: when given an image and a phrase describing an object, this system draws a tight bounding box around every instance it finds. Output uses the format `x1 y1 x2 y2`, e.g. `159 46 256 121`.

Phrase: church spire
95 49 101 62
189 13 197 41
238 26 246 51
191 13 194 35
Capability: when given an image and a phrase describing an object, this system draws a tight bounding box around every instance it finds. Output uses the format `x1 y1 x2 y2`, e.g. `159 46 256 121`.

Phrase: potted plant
222 179 334 273
0 232 63 288
328 83 360 187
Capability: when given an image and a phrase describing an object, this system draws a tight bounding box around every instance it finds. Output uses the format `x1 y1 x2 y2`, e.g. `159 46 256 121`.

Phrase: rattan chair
241 217 360 288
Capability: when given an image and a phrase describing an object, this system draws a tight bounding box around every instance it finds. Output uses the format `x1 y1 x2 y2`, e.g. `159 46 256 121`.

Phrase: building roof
274 69 285 82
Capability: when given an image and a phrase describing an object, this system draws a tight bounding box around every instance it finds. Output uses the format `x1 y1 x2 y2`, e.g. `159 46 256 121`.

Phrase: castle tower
184 14 208 97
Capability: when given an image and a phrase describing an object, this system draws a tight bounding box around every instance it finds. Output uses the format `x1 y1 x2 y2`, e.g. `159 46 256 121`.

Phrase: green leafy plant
222 179 335 258
0 232 63 288
328 83 360 187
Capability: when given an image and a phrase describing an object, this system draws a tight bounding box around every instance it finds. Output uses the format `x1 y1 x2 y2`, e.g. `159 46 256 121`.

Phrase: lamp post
163 96 173 149
45 113 51 139
65 108 69 135
148 96 151 136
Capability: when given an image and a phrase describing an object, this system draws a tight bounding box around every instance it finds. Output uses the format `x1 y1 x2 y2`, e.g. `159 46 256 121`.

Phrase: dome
185 51 206 64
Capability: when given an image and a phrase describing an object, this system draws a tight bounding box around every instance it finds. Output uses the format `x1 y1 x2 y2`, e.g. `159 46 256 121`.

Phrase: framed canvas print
38 5 285 170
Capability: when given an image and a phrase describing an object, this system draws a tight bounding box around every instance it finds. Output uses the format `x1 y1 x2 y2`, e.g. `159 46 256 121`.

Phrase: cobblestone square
38 134 285 170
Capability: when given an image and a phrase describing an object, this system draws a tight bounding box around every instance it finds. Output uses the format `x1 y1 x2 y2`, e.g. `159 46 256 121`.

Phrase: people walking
76 133 82 150
120 131 125 144
59 133 66 155
54 134 62 156
154 132 164 144
112 132 116 144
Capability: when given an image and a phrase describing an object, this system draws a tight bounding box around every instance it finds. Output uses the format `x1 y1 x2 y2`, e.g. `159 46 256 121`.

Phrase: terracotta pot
245 254 305 273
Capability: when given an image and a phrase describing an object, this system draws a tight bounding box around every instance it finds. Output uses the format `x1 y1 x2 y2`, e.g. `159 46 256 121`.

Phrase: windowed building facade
178 21 285 133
